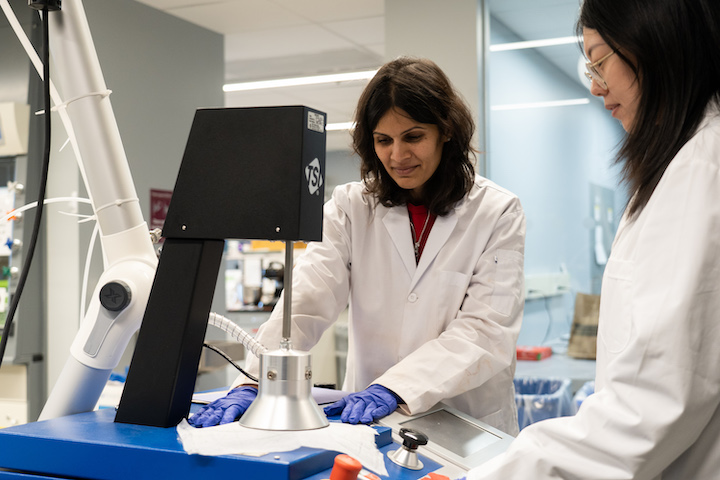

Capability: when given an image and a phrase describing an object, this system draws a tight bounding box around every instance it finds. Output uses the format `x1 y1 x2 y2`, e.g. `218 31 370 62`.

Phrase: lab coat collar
382 205 458 288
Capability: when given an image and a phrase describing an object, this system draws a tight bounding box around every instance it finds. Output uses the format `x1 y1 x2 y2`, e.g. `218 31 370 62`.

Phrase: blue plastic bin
573 380 595 410
514 377 576 430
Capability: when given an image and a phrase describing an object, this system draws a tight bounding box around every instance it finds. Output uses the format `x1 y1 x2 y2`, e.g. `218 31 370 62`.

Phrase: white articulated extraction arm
5 0 328 428
14 0 159 420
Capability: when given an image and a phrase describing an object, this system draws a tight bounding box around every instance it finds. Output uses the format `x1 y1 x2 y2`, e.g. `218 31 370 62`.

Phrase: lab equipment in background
0 103 30 158
224 258 243 309
513 377 576 430
242 255 263 306
261 260 284 306
225 245 288 310
524 271 571 300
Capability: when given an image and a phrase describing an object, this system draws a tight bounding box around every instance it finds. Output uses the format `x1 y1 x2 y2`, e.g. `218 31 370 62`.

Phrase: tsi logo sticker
305 158 323 195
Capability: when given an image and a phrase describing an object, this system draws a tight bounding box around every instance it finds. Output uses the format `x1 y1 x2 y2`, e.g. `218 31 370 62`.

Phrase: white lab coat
470 105 720 479
240 175 525 435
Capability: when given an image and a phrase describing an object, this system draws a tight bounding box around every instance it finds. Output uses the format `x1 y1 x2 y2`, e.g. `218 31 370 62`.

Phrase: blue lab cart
0 408 442 479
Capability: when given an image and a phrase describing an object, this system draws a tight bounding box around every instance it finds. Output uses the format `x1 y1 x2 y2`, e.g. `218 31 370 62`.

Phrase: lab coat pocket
490 249 524 316
439 271 470 314
598 258 634 353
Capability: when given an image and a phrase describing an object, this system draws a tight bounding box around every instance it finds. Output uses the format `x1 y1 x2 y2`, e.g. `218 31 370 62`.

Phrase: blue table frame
0 409 442 479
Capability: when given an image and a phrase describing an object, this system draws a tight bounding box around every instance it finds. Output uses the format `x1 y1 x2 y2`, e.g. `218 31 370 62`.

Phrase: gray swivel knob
99 281 132 312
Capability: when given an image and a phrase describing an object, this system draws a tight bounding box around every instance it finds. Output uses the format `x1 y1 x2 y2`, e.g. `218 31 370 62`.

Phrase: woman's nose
391 142 408 160
590 78 608 96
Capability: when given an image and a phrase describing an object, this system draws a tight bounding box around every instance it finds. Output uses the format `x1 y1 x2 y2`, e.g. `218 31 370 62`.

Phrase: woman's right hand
187 386 257 427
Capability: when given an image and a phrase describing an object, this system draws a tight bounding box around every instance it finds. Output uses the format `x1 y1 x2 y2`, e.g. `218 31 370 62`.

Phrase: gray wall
386 0 486 171
324 148 361 201
0 0 32 104
85 0 225 218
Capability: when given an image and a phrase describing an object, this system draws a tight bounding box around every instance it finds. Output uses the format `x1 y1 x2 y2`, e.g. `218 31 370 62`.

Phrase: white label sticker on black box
307 111 325 133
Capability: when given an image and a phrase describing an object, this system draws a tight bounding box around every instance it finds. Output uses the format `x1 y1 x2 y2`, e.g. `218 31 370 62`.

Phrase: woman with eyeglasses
467 0 720 479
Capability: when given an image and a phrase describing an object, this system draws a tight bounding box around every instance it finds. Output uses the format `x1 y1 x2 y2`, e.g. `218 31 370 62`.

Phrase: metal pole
281 241 293 345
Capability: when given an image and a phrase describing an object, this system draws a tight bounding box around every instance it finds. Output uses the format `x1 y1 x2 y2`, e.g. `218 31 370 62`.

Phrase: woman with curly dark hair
353 57 476 216
191 57 526 435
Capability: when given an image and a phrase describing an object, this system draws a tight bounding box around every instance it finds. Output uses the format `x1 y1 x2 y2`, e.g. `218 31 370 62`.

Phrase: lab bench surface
515 352 596 393
0 408 443 480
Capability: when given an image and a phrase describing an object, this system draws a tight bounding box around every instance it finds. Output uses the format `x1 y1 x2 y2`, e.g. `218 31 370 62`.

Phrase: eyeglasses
584 50 616 90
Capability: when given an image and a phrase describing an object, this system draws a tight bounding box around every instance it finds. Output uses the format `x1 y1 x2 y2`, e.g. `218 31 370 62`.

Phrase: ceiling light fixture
325 122 355 131
224 70 378 92
491 98 590 111
490 36 580 52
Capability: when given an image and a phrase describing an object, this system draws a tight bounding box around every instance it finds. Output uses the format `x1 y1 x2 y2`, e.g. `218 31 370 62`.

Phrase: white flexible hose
0 196 93 223
208 312 268 358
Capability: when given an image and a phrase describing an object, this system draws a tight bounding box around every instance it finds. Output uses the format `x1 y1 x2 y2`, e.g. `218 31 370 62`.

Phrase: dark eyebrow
373 126 426 137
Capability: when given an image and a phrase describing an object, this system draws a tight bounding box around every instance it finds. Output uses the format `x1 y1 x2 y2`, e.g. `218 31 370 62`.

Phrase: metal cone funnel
239 345 329 430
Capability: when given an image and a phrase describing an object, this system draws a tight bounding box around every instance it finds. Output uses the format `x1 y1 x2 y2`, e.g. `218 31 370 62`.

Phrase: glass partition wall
486 1 626 349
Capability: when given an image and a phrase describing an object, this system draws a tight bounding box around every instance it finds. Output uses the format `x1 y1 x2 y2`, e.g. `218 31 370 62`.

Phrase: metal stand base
240 346 328 431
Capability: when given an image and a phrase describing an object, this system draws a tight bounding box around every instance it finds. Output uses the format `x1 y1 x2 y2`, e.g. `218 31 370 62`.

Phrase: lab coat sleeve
233 187 354 386
469 132 720 479
374 195 525 415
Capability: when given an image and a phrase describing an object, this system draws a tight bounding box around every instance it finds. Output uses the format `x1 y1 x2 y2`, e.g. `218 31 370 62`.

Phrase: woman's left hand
323 384 402 424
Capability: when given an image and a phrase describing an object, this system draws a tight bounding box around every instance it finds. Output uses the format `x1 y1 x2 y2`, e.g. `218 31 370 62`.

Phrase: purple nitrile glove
188 386 257 428
323 384 402 424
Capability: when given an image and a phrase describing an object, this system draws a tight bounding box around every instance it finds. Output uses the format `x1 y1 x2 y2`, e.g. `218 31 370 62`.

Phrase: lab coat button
408 293 418 303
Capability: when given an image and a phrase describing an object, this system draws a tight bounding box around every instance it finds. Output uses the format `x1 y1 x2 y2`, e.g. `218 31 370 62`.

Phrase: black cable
0 6 52 369
202 342 258 383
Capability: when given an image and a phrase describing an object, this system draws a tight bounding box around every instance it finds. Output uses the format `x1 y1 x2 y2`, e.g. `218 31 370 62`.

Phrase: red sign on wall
150 189 173 231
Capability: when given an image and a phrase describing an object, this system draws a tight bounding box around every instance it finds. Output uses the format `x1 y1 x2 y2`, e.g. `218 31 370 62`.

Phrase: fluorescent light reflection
491 98 590 111
224 70 378 92
490 36 580 52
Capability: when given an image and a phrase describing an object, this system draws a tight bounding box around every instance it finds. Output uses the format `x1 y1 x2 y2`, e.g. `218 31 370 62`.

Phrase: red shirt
407 203 436 263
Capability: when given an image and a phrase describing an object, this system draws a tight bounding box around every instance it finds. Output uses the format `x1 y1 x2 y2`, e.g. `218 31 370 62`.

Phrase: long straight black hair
577 0 720 218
